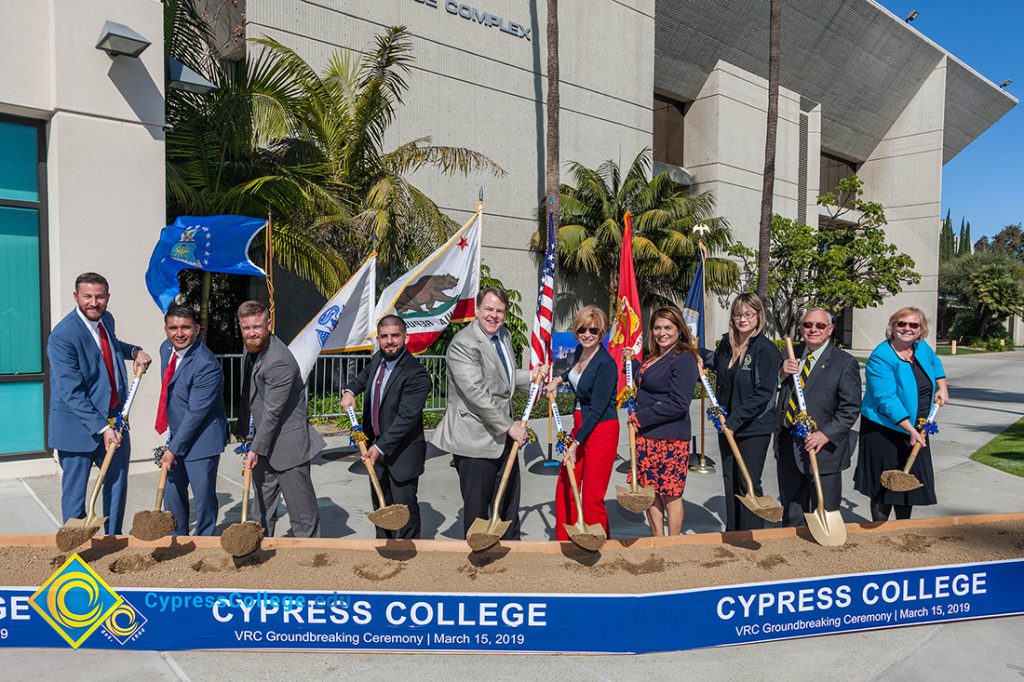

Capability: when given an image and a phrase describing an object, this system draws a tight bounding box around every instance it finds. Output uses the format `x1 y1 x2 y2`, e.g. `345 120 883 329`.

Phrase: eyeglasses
896 321 921 330
732 312 756 321
576 326 600 336
802 322 830 330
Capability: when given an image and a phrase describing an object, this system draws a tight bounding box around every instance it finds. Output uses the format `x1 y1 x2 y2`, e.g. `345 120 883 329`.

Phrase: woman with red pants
629 307 700 536
546 305 619 540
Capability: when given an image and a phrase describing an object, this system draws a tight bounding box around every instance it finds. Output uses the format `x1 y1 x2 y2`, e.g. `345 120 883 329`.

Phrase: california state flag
375 209 482 353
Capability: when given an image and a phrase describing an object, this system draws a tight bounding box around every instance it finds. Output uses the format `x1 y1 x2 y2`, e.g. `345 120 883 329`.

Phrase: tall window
820 152 857 194
0 116 48 456
653 93 687 167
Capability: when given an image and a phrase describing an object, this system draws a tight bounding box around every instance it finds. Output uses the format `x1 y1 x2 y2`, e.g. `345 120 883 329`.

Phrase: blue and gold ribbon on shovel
918 402 941 435
550 400 574 455
699 371 729 434
616 353 638 414
788 360 818 442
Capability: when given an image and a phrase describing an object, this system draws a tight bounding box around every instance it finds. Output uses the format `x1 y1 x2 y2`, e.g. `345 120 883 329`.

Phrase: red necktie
97 324 119 412
371 361 386 434
154 353 178 434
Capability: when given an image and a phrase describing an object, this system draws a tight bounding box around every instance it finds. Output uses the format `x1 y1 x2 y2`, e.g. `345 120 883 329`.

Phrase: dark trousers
777 433 842 526
164 455 220 536
250 457 319 538
719 433 772 532
370 460 421 540
59 433 131 535
454 438 521 540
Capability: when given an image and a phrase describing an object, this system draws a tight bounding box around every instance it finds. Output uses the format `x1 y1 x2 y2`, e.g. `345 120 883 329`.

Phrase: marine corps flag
289 253 376 381
375 209 482 353
609 211 643 392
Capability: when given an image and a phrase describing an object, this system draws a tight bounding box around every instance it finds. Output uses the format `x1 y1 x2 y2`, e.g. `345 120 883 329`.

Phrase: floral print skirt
632 435 689 496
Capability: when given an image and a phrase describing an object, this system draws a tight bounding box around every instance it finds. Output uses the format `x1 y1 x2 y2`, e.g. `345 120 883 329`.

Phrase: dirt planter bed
5 513 1024 594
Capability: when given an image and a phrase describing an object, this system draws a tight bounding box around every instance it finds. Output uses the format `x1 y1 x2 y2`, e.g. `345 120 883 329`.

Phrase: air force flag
289 253 377 381
145 215 267 311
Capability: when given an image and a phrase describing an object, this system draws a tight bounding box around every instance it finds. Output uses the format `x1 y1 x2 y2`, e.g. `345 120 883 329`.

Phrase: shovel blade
805 509 847 547
736 494 784 523
130 510 176 542
220 521 263 558
565 523 606 552
55 519 104 552
880 469 923 492
616 485 656 513
466 516 510 552
366 504 410 531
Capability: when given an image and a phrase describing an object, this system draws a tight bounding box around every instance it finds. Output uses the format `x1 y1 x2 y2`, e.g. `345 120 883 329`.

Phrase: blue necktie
491 335 510 381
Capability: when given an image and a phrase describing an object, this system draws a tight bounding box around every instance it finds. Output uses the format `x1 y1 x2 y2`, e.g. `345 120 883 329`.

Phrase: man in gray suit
237 300 325 537
432 288 545 540
775 307 862 526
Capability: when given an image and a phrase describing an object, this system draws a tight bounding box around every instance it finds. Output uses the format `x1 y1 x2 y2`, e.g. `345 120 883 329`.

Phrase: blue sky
877 0 1022 239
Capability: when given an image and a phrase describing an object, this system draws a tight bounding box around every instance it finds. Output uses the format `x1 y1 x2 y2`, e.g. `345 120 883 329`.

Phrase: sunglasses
576 326 601 336
896 321 921 330
801 322 830 330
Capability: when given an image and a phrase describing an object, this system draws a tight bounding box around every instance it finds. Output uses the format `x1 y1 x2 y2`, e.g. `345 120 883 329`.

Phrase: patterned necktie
785 356 813 426
491 335 510 382
154 352 178 434
371 361 387 434
97 324 119 411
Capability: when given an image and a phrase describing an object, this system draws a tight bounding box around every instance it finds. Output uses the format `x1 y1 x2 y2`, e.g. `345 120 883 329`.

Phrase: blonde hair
571 305 608 339
646 307 698 359
886 307 929 340
728 293 766 368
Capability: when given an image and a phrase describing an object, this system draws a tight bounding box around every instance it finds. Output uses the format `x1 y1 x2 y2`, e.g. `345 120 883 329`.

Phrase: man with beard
155 305 228 536
341 315 431 539
236 300 324 537
48 272 152 534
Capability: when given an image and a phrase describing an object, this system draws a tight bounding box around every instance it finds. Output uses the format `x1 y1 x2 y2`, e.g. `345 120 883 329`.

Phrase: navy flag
145 215 267 311
682 258 705 349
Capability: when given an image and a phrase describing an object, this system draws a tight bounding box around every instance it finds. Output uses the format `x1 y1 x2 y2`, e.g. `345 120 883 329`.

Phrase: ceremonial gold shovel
881 403 939 493
615 351 656 513
466 379 543 553
551 401 605 551
56 367 144 552
346 406 410 531
700 371 783 524
220 464 264 557
130 459 176 541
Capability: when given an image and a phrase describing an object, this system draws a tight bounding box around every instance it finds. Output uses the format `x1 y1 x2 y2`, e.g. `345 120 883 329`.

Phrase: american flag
530 197 557 370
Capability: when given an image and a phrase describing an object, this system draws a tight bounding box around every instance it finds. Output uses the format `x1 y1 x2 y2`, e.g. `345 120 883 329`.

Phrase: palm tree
756 0 781 300
534 150 737 310
254 27 506 283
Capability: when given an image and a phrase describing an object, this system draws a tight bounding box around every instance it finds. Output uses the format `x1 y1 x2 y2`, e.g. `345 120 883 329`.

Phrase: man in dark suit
155 305 228 536
341 315 431 539
237 300 325 537
47 272 152 534
776 307 862 526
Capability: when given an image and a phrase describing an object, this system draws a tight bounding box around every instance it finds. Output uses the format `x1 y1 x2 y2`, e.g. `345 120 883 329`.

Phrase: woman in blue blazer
629 307 699 536
855 307 949 521
546 305 619 539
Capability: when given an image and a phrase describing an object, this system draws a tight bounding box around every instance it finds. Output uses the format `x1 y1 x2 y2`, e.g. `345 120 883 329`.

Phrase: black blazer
702 332 782 437
631 350 699 440
346 350 432 482
775 341 862 473
560 344 618 444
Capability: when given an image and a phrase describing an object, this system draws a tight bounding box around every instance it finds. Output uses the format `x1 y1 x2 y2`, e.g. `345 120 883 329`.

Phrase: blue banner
3 556 1022 653
145 215 267 312
682 257 705 349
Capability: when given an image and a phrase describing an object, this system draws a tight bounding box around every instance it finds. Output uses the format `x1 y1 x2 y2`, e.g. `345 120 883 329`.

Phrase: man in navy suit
47 272 152 534
155 305 228 535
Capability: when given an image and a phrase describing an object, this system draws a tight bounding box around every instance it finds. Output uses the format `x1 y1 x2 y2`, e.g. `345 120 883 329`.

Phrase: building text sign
412 0 532 41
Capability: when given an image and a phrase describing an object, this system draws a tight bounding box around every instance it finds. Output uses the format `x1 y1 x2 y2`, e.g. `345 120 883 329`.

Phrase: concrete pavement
2 350 1023 679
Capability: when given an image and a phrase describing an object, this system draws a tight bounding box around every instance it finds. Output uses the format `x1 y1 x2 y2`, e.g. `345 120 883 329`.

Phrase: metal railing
216 353 448 425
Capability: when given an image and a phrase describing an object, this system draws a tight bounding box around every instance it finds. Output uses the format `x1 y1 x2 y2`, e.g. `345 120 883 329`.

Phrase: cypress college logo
28 554 146 649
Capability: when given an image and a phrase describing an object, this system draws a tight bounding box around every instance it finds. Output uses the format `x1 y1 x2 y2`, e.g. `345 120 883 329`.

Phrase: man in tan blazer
432 288 544 540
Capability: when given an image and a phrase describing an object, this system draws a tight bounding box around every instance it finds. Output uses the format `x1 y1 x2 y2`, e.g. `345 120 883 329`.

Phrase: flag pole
265 213 276 333
692 237 716 474
530 193 561 475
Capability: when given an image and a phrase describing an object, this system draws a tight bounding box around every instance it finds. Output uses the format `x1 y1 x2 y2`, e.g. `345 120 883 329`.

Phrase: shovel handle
628 422 640 492
807 445 826 509
240 465 252 524
564 456 586 531
490 439 522 529
722 425 757 495
355 439 389 510
902 442 924 475
155 461 170 510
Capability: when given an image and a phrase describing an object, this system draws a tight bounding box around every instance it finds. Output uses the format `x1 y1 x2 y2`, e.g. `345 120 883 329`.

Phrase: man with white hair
775 308 861 526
